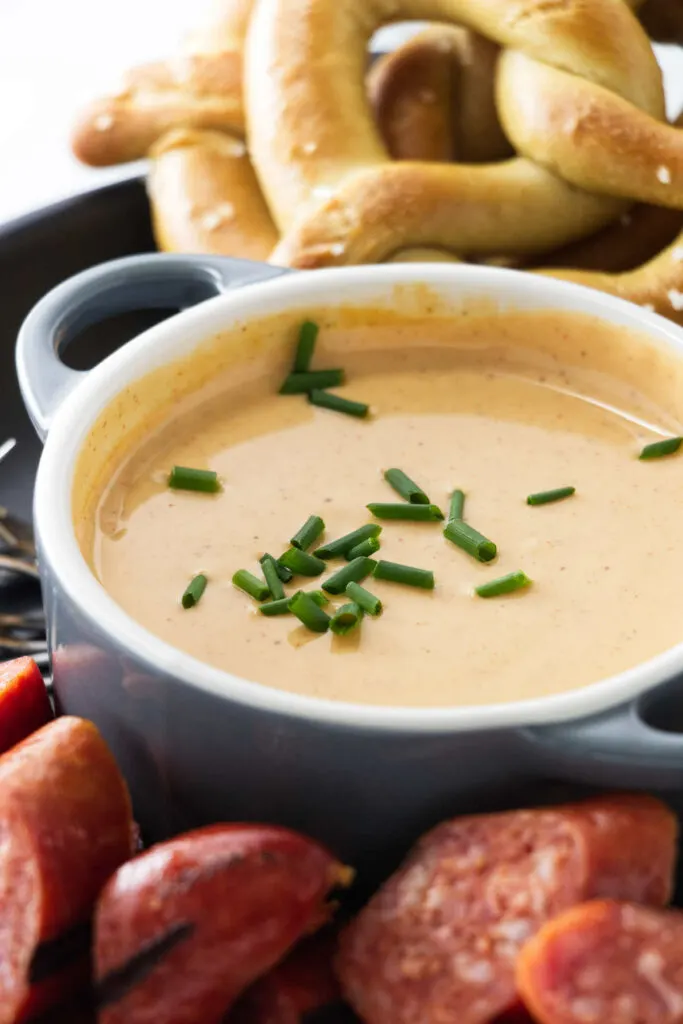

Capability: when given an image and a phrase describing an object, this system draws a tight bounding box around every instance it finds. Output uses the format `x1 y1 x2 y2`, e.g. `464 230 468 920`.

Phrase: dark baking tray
0 177 158 521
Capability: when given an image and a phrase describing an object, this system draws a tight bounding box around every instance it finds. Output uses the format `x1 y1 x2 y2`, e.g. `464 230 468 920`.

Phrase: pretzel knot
247 0 680 281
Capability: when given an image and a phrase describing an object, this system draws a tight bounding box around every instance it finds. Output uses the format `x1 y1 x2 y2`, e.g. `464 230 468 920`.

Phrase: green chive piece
293 320 319 373
443 520 497 563
322 556 376 595
449 489 466 521
373 560 434 590
261 554 285 600
639 436 683 460
330 602 364 636
308 390 369 418
383 468 430 505
232 569 270 601
314 524 381 560
289 591 331 633
278 547 326 577
345 581 382 616
367 502 444 521
260 589 328 616
168 466 221 493
475 571 532 598
345 536 381 560
260 553 292 583
279 370 344 395
527 486 576 506
259 597 292 616
291 515 325 551
181 573 208 609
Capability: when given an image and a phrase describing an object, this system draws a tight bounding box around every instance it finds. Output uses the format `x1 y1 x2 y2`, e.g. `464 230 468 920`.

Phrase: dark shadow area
62 307 179 370
639 679 683 735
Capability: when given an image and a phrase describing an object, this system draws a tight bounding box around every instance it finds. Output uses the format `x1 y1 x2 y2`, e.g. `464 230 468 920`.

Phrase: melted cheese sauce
86 310 683 707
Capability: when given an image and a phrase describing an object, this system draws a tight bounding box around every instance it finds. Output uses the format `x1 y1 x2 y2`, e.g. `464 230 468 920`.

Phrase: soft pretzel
148 129 277 259
144 18 516 262
543 231 683 318
367 26 511 164
71 0 252 166
538 114 683 273
247 0 664 261
182 0 254 53
538 201 683 273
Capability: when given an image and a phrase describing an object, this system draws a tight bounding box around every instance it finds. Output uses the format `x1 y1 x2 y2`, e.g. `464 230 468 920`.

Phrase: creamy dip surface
78 305 683 708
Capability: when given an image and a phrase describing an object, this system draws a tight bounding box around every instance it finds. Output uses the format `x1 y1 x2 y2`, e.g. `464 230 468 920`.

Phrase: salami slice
95 824 349 1024
517 899 683 1024
337 795 677 1024
0 716 134 1023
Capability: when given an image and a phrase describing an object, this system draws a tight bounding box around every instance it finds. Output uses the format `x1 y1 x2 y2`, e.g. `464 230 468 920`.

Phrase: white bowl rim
32 262 683 734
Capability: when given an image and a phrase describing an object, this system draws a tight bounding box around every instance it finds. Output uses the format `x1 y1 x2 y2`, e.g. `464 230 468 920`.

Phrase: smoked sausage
337 795 677 1024
0 716 134 1024
230 932 341 1023
95 824 349 1024
0 656 52 754
517 899 683 1024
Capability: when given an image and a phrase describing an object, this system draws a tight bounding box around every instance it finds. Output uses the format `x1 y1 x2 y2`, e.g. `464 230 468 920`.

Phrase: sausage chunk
95 824 348 1024
230 932 341 1023
0 716 134 1023
517 899 683 1024
337 795 677 1024
0 656 52 754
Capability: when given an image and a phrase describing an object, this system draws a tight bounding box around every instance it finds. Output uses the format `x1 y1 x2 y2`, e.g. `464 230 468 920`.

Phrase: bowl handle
16 253 289 440
520 683 683 788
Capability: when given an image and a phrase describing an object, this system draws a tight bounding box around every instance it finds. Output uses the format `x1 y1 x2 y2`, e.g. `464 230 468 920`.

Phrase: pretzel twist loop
244 0 678 270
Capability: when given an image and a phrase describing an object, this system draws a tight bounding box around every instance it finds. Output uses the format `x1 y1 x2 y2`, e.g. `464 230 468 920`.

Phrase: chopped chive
443 521 497 562
261 554 285 600
260 553 292 583
527 486 576 506
279 370 344 395
289 591 331 633
345 581 382 616
639 436 682 460
475 571 532 598
232 569 270 601
293 320 319 373
314 524 381 560
259 589 329 616
308 390 369 418
383 468 430 505
168 466 221 493
345 536 381 560
449 489 466 521
291 515 325 551
330 602 364 636
181 573 208 609
374 560 434 590
278 547 326 577
322 556 376 595
259 596 292 616
367 502 444 521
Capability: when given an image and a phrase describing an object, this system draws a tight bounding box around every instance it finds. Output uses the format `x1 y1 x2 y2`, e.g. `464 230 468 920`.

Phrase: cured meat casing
337 795 677 1024
517 899 683 1024
0 716 134 1024
95 824 348 1024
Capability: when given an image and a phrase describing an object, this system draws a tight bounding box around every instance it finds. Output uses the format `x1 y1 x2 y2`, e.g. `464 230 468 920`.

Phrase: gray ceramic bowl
16 254 683 867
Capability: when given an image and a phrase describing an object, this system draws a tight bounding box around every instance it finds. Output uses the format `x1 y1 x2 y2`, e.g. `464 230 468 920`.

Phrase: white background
0 0 682 226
